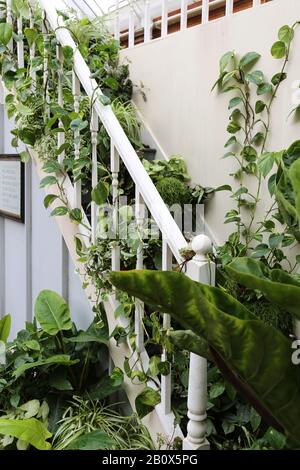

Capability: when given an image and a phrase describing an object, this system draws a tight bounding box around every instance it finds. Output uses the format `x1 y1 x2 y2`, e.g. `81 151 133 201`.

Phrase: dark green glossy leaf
226 257 300 318
66 430 114 450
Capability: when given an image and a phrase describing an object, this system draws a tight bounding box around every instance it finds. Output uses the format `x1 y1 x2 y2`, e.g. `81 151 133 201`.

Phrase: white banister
114 0 120 41
40 0 188 264
134 188 145 353
42 12 50 116
253 0 261 5
72 70 81 208
144 0 151 43
29 8 36 86
180 0 188 30
225 0 234 16
161 238 172 415
202 0 209 24
6 0 13 52
183 234 215 451
111 143 120 271
17 17 24 68
128 6 135 48
90 108 99 244
57 46 65 165
161 0 168 37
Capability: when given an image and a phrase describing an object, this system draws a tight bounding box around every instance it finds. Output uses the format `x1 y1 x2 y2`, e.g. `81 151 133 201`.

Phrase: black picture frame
0 155 25 223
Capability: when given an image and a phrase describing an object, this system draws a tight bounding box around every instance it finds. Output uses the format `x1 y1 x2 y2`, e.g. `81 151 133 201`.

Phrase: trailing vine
213 23 300 275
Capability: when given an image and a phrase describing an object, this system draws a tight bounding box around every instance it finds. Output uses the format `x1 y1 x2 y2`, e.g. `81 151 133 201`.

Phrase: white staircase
2 0 215 448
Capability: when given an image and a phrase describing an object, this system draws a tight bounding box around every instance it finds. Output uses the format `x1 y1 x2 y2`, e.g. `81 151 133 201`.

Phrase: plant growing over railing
213 23 300 268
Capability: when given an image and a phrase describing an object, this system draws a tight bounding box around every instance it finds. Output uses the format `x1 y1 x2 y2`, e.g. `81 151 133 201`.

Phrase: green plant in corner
213 23 300 268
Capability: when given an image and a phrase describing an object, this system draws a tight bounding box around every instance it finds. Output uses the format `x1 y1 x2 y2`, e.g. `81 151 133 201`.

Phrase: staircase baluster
42 12 50 117
161 237 172 415
226 0 234 16
6 0 13 52
144 0 151 43
128 5 135 48
253 0 261 5
114 0 120 41
91 108 99 244
111 142 120 271
202 0 209 24
161 0 168 37
180 0 188 30
134 188 145 353
183 234 215 450
17 16 24 68
57 45 65 165
29 8 36 87
72 70 81 208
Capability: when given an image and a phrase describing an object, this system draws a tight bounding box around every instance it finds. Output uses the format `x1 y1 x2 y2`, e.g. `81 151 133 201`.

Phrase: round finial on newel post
191 234 212 262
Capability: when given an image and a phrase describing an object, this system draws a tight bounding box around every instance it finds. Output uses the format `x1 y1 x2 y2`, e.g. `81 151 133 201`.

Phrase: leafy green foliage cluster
214 23 300 269
0 290 153 450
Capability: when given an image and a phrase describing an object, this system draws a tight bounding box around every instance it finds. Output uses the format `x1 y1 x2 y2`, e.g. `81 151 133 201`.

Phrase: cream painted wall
121 0 300 245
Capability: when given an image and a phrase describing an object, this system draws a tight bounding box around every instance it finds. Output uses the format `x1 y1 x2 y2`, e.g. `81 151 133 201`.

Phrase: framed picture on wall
0 155 25 223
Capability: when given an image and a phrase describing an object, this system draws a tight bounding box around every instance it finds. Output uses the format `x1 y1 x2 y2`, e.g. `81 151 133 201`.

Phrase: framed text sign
0 155 24 223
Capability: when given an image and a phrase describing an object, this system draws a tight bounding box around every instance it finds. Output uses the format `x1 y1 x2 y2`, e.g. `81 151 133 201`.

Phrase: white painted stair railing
4 0 215 449
107 0 271 48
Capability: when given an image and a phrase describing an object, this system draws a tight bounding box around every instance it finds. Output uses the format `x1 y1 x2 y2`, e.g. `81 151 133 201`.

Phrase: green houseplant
110 269 300 448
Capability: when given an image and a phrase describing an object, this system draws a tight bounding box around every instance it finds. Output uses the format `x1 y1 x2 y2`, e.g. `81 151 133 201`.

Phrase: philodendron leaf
289 158 300 226
226 257 300 319
0 418 52 450
135 386 161 419
168 330 212 361
66 430 114 450
0 314 11 342
13 355 79 378
34 290 72 335
110 270 300 446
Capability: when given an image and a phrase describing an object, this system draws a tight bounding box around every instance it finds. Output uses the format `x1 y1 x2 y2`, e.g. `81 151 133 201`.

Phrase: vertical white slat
42 12 50 116
57 45 65 164
226 0 234 16
144 0 151 43
114 0 120 41
111 142 120 271
252 0 261 6
180 0 188 31
161 238 172 415
128 6 135 48
17 17 24 68
91 108 99 244
29 9 36 87
72 70 81 208
183 234 215 450
135 188 145 352
6 0 13 52
202 0 209 24
161 0 168 37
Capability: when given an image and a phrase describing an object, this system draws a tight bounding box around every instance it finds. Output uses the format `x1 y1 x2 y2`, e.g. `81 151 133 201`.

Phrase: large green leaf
34 290 72 335
110 270 300 446
290 157 300 225
66 430 114 450
0 418 52 450
0 314 11 342
13 354 79 378
226 257 300 318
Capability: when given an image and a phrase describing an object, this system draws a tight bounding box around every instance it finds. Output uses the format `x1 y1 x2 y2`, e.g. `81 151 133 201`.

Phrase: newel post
183 234 215 451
